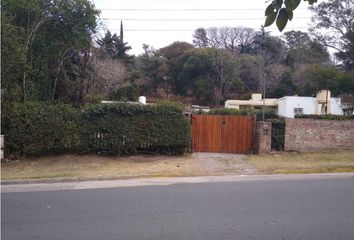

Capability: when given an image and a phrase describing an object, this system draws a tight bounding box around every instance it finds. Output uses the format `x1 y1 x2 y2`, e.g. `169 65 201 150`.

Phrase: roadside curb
2 172 353 186
0 175 161 185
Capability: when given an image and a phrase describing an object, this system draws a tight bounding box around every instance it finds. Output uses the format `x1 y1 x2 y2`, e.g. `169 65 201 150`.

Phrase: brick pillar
256 121 272 154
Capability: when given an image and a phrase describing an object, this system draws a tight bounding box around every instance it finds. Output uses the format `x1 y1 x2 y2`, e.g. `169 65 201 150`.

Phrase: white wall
278 96 344 118
278 97 316 118
331 98 343 115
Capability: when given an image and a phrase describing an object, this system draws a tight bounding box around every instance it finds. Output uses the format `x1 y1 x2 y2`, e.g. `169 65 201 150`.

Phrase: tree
283 30 329 67
158 42 194 96
340 94 354 115
193 28 209 48
309 0 354 72
96 31 133 63
1 0 100 104
264 0 318 31
203 27 255 54
208 48 240 107
293 64 354 96
135 44 165 95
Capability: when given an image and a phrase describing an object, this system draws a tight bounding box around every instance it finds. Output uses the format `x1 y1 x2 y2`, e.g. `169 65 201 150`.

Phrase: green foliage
2 102 191 157
271 118 285 151
295 114 354 120
1 0 100 104
109 83 139 102
293 64 354 96
208 108 278 121
81 103 191 155
264 0 317 32
2 102 81 157
208 108 253 116
96 30 133 63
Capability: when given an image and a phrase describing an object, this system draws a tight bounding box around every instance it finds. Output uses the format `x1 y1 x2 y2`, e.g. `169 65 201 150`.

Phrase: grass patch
247 150 354 174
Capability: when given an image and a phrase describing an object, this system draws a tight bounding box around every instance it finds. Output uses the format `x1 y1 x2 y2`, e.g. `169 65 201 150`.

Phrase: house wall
331 98 343 115
278 96 343 118
284 119 354 151
278 97 316 118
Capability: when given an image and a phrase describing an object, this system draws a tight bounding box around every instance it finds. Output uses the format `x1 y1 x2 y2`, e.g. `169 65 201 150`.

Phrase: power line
101 17 311 21
98 8 308 11
107 27 308 32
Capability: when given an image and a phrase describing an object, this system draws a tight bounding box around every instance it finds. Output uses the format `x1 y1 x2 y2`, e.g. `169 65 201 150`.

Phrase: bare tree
208 49 237 107
340 94 354 115
205 27 255 53
92 57 126 95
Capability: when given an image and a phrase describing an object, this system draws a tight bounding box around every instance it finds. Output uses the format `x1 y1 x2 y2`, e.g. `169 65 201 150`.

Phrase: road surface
2 175 354 240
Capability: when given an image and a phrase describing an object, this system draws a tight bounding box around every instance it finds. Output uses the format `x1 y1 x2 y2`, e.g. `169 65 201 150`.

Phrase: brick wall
256 121 272 154
284 119 354 151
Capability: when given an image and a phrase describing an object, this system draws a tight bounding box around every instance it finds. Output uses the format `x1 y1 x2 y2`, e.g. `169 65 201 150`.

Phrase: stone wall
284 119 354 151
256 121 272 154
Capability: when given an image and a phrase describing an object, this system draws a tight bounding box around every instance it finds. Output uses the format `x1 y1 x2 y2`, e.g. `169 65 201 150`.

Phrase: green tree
192 28 209 48
309 0 354 73
283 30 329 67
136 44 165 95
293 64 354 96
1 0 99 104
158 42 194 96
96 31 133 63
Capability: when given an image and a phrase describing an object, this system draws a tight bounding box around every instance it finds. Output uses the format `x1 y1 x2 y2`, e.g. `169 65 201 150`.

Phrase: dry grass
246 149 354 174
1 154 208 181
2 150 354 181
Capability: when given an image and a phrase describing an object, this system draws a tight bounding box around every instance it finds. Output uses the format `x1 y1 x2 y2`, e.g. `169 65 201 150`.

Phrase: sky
92 0 314 55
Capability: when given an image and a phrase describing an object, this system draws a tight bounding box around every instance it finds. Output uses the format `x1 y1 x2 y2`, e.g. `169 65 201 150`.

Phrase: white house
225 90 344 118
277 90 343 118
224 93 278 110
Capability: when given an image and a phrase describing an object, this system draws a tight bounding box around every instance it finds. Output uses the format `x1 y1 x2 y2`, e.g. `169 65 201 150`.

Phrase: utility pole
261 26 266 122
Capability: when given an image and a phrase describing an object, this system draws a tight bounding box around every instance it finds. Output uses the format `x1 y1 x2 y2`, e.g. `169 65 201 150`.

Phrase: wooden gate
192 115 255 153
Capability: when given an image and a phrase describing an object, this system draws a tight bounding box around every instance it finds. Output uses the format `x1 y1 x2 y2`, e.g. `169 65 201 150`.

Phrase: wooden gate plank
192 115 254 153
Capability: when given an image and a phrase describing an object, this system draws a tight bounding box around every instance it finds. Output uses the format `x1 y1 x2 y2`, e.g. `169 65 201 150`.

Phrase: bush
208 108 252 116
80 103 191 155
208 108 278 121
2 102 191 157
2 102 81 157
295 114 354 120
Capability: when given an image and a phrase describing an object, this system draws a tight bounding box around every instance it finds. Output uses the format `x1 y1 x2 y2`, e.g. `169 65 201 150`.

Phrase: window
294 108 303 115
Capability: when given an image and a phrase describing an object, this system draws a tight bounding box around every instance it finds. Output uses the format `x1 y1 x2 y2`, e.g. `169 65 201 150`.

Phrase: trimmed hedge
295 114 354 120
2 102 81 156
208 108 278 121
80 103 191 155
2 102 191 157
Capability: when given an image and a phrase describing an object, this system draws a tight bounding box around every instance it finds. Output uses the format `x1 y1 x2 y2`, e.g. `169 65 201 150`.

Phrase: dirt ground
2 150 354 181
1 153 255 180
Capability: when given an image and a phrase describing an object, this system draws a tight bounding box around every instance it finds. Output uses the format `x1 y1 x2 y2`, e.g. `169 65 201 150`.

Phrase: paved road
2 175 354 240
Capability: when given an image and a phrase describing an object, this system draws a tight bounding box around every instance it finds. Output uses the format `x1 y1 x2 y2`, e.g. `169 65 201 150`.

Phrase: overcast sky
92 0 314 55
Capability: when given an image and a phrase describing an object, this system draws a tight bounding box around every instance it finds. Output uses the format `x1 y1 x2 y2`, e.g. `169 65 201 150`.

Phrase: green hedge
295 114 354 120
2 102 191 157
2 102 82 156
80 103 191 155
208 108 278 121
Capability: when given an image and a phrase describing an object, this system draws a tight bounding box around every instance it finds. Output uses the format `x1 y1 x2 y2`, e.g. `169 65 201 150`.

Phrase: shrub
2 102 191 157
208 108 252 116
2 102 81 157
81 103 191 155
295 114 354 120
208 108 278 121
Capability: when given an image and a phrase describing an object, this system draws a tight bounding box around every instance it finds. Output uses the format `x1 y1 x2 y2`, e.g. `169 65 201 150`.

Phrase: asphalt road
2 176 354 240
